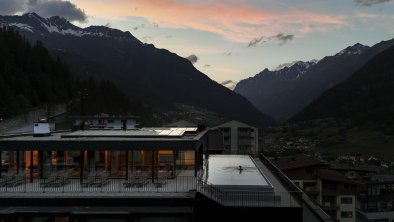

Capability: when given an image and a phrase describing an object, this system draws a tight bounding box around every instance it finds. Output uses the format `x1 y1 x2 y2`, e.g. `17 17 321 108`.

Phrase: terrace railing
195 176 301 208
0 175 197 194
0 175 301 208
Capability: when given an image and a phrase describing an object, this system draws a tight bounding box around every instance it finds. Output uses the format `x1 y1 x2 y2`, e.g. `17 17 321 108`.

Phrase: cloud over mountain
0 0 87 22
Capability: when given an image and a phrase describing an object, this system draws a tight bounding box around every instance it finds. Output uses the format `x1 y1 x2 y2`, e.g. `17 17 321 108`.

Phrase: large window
341 197 353 204
176 151 195 170
340 211 353 218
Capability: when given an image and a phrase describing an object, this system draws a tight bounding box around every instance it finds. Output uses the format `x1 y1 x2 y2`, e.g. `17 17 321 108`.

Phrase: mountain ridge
292 44 394 129
235 39 394 122
0 13 275 127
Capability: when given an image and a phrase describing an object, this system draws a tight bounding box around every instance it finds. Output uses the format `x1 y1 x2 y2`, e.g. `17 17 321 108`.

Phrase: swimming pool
204 155 273 191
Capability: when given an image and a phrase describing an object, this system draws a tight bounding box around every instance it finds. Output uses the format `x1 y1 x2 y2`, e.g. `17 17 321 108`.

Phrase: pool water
204 155 273 191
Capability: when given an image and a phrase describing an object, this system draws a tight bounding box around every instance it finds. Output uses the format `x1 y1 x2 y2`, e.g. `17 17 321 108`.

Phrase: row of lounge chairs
1 170 170 188
40 169 74 187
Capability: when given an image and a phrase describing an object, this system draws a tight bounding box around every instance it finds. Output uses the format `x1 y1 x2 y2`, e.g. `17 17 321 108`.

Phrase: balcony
322 189 355 196
238 132 255 138
238 139 254 146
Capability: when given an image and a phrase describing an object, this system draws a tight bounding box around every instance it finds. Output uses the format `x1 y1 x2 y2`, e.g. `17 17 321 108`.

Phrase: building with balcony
212 120 258 155
0 127 331 222
357 174 394 222
271 154 358 222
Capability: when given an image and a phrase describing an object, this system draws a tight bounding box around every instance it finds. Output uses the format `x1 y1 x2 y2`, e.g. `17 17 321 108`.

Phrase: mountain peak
48 15 69 24
23 12 40 18
337 43 369 56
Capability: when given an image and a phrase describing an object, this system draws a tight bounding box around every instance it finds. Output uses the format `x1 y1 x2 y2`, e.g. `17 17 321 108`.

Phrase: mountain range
235 40 394 122
293 44 394 130
0 13 274 127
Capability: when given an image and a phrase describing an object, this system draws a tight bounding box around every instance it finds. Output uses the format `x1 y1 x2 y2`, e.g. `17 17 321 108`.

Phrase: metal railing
0 175 301 208
195 176 301 208
259 154 334 222
0 176 197 194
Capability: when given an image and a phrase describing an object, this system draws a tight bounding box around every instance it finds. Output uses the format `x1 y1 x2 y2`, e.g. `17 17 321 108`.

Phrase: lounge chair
123 171 137 188
91 171 110 187
40 171 57 187
47 169 73 187
2 172 25 187
154 171 168 188
0 171 16 187
124 171 148 188
81 171 97 187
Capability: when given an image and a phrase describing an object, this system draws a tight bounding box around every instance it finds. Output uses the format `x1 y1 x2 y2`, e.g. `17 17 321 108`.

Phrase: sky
1 0 394 83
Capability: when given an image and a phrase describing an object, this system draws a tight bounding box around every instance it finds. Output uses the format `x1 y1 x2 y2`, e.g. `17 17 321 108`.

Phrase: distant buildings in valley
271 153 394 222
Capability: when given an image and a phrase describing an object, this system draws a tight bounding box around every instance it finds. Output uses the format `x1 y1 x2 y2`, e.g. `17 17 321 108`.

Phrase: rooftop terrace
0 155 301 208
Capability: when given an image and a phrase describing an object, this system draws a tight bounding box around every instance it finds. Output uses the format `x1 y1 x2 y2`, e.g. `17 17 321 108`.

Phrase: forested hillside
0 27 163 125
0 27 72 117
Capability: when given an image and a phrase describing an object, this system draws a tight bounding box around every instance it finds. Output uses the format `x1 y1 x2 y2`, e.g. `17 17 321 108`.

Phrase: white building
212 120 258 155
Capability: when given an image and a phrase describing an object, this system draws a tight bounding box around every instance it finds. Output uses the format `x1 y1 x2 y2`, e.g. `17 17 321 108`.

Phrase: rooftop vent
33 119 51 137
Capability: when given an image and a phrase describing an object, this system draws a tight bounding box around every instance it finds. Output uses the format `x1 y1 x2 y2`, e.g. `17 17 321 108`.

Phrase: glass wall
0 151 25 175
176 151 195 170
1 149 195 179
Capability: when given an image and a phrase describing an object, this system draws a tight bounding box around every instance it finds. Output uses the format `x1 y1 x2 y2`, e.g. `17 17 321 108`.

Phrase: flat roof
204 155 273 191
0 128 207 151
69 115 140 119
63 128 198 138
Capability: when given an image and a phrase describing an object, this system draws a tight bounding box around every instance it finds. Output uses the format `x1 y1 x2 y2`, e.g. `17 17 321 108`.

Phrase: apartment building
272 154 358 222
212 120 258 155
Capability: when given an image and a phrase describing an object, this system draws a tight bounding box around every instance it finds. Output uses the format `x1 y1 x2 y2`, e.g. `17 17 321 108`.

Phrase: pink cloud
77 0 347 43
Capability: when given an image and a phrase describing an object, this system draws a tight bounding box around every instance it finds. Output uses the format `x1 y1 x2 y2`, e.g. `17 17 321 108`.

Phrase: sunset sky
2 0 394 83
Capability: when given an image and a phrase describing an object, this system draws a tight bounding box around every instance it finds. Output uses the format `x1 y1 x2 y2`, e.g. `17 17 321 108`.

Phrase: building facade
357 174 394 222
272 154 358 222
212 120 258 155
0 127 314 222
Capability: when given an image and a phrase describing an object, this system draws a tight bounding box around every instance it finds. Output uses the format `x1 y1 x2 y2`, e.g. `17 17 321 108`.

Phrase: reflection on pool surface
204 155 273 191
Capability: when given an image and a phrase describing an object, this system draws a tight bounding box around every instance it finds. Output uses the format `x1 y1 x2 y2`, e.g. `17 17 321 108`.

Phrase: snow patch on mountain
337 43 369 56
8 23 33 32
274 60 318 72
221 80 238 90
